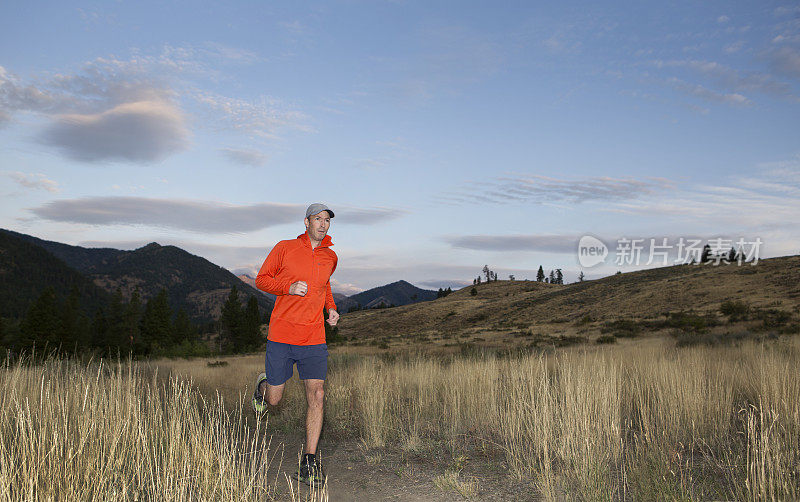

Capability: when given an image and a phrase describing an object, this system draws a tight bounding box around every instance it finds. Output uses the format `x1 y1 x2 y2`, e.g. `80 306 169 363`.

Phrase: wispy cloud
380 23 507 101
220 147 269 166
446 234 579 252
334 205 408 224
437 174 672 206
768 46 800 79
0 45 307 163
5 171 60 192
329 278 364 296
609 156 800 232
666 77 751 106
29 197 404 233
193 90 311 138
653 59 797 103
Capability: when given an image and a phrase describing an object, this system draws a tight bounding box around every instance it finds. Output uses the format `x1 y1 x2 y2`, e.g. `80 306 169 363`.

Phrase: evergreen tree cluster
474 265 500 285
699 244 747 264
2 284 264 359
436 287 453 298
535 265 564 284
219 285 264 353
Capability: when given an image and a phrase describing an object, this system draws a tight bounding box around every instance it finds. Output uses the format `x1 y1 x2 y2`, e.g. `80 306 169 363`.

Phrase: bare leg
303 379 325 454
263 381 285 407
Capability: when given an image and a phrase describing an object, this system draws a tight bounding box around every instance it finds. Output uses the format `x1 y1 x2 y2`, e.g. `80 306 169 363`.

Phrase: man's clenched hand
289 281 308 296
326 309 339 326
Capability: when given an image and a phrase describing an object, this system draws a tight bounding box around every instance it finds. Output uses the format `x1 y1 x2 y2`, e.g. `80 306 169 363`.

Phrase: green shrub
780 323 800 335
720 300 750 321
754 309 792 330
601 319 642 338
596 335 617 344
654 312 717 334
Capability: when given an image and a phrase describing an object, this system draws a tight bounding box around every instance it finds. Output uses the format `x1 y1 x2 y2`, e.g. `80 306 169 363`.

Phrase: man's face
304 211 331 241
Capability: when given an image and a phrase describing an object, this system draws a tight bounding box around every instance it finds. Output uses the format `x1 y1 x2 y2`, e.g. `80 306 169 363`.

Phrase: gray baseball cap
305 203 335 219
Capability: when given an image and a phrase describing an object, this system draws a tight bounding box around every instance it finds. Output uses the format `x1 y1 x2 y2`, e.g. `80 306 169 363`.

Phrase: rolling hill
337 255 800 348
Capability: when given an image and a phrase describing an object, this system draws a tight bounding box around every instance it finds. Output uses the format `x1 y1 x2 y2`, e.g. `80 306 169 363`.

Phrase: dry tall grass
318 339 799 500
4 337 797 500
0 356 326 501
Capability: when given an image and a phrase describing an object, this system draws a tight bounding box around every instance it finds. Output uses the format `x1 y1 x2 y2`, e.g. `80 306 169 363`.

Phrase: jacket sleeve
325 254 338 311
255 243 292 295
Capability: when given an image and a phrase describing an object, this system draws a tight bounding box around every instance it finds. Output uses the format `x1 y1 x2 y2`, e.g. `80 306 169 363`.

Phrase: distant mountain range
1 229 273 324
346 280 438 310
239 274 436 312
1 228 438 324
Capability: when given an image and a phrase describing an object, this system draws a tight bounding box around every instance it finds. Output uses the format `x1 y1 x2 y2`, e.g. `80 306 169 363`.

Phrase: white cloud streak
653 59 798 103
29 197 405 233
447 234 579 253
438 174 672 206
220 147 269 166
5 171 60 192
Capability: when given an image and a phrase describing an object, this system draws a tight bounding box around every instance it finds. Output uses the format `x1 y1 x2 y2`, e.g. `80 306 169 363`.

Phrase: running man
252 203 339 486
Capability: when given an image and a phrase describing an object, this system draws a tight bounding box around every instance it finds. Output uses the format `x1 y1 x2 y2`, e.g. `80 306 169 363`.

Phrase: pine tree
21 287 60 350
578 271 585 282
140 289 173 354
548 270 556 284
90 307 108 350
123 289 142 354
220 286 243 353
536 266 545 282
555 269 563 285
172 308 194 344
106 288 127 351
701 244 711 263
727 247 736 263
242 296 262 351
59 286 89 351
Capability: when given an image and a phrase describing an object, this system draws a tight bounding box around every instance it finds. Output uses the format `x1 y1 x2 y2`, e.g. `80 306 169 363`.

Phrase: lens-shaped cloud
41 100 189 163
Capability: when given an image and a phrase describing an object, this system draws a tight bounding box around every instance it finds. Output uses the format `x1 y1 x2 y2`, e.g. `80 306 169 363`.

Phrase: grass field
3 335 796 500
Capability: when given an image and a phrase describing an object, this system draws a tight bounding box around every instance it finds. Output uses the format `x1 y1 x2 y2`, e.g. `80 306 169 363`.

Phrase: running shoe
252 372 268 414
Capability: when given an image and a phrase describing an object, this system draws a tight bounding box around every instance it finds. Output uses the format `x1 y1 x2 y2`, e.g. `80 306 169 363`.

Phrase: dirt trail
262 430 536 501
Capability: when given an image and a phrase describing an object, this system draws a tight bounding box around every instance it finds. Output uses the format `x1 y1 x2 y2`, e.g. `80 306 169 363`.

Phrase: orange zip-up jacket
255 233 337 345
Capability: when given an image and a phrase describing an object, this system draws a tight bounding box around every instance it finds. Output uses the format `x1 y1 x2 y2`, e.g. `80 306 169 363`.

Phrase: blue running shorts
265 340 328 385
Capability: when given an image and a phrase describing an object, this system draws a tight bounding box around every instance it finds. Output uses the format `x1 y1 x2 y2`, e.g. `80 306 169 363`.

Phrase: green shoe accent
293 460 326 486
252 373 268 414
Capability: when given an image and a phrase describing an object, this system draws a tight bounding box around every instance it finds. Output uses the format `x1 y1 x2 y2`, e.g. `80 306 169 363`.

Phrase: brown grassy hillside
336 255 800 349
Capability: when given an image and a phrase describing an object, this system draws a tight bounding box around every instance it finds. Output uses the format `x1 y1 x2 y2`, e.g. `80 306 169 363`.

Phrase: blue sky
2 1 799 294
